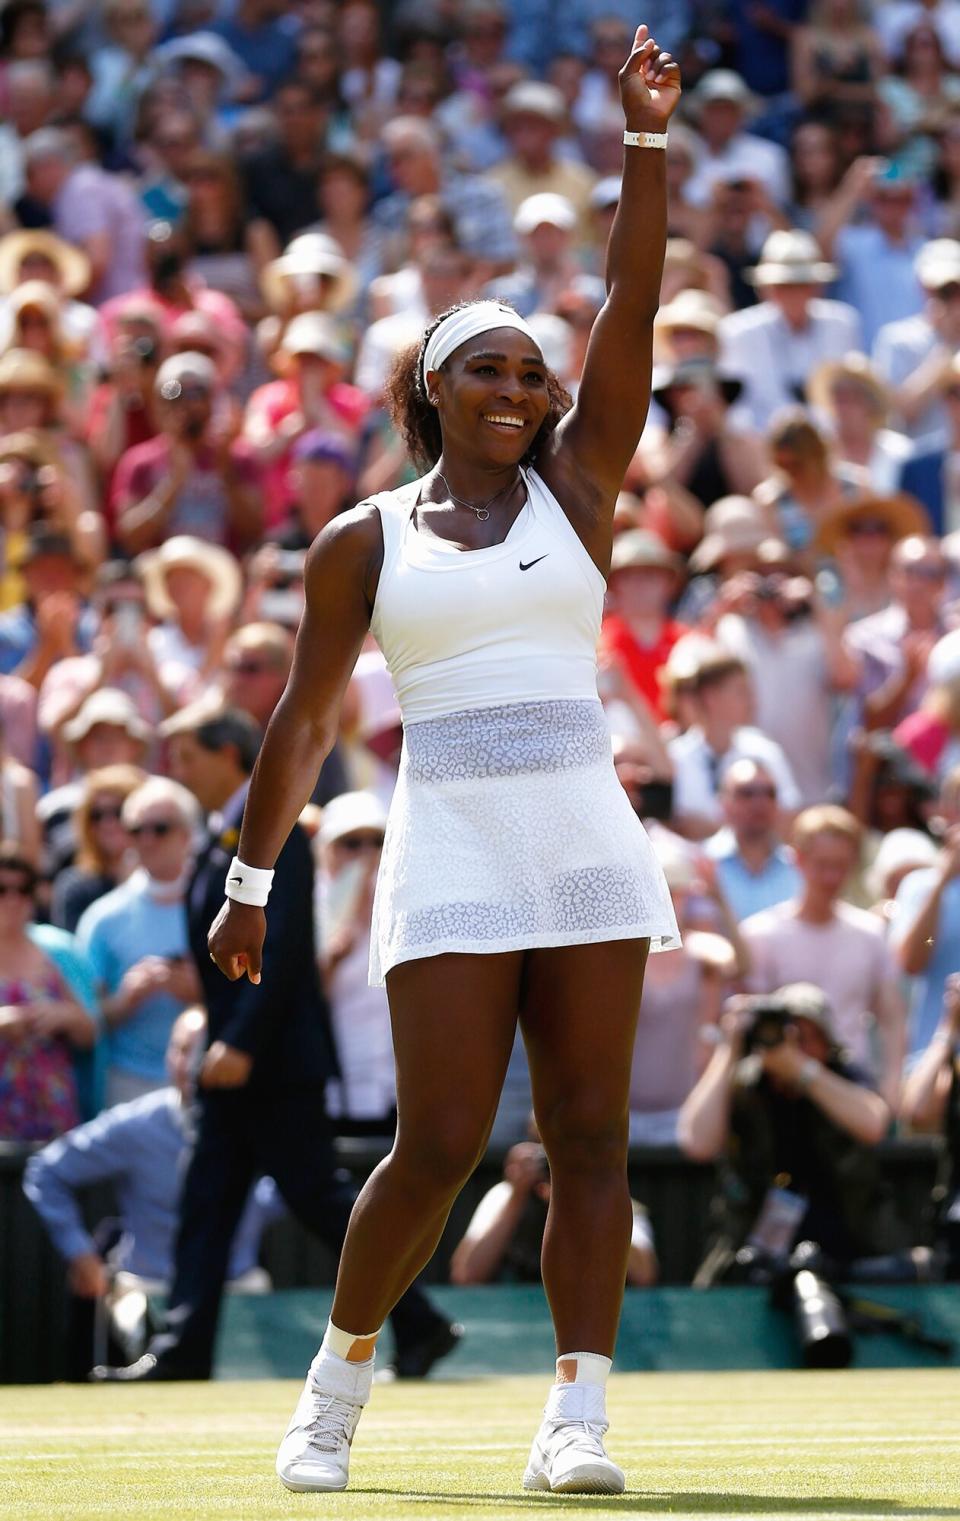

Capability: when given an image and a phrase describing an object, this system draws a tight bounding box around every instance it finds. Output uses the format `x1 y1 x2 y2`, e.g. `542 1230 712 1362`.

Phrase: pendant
476 507 490 520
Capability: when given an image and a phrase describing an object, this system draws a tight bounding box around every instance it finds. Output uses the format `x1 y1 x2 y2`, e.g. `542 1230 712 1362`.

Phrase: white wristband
624 129 668 150
224 856 274 907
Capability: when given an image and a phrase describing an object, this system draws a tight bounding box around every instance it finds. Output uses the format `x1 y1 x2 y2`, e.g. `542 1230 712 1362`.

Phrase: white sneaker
523 1418 625 1494
522 1381 625 1495
276 1356 372 1493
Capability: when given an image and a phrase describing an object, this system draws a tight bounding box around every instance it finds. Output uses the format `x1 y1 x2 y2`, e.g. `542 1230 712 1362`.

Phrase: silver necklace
436 470 520 522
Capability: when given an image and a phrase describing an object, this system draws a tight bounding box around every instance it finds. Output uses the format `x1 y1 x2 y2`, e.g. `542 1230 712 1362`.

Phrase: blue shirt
835 225 926 348
22 1086 279 1281
77 871 190 1082
890 867 960 1060
0 604 95 677
213 19 298 99
705 830 802 924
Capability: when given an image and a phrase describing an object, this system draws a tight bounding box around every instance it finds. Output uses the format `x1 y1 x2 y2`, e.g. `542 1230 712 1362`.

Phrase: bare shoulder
305 500 386 616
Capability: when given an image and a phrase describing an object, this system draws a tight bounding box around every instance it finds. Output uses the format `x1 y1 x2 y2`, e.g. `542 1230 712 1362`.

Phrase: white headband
421 302 541 389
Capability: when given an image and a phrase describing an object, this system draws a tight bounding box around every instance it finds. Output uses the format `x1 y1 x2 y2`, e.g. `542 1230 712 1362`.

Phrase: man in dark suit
92 706 458 1381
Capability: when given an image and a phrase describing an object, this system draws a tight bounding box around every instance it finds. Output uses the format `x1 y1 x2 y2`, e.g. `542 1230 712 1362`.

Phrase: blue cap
291 430 356 471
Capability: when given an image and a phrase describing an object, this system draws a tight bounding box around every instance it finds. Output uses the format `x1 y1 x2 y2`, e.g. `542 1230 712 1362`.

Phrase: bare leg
520 937 650 1356
329 950 523 1334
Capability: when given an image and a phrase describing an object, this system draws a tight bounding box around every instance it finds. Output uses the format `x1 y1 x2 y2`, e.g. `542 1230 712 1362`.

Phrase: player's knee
538 1099 628 1178
394 1119 485 1196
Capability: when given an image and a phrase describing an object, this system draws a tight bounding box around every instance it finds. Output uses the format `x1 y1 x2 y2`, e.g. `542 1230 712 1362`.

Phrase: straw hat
807 352 891 420
261 233 357 315
0 348 63 402
63 688 151 748
137 535 242 623
655 288 723 339
0 429 56 470
814 490 930 556
689 496 771 574
8 279 63 322
609 529 685 577
0 229 90 297
746 229 837 287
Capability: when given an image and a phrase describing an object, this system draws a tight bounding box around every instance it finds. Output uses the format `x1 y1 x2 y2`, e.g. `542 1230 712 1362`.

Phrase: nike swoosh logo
519 555 549 572
228 876 243 884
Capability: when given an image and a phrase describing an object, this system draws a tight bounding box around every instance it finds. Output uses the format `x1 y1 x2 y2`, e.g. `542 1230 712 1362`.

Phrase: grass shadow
352 1491 960 1516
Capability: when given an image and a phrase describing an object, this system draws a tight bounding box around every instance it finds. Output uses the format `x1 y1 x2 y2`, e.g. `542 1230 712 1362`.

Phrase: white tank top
368 467 606 725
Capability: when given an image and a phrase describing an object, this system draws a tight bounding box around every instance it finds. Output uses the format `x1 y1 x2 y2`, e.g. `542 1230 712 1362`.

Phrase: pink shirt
244 378 368 528
742 899 895 1073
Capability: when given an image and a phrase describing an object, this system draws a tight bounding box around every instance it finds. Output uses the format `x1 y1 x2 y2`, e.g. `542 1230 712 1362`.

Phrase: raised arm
208 507 381 983
544 25 681 510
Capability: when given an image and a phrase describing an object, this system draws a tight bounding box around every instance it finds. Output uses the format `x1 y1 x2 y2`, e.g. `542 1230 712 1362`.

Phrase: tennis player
209 23 681 1497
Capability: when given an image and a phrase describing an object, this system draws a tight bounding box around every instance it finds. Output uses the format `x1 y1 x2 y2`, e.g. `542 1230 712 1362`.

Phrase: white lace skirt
368 698 680 987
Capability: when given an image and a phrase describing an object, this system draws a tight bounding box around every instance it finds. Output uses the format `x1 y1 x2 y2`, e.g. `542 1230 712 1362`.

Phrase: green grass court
1 1370 957 1521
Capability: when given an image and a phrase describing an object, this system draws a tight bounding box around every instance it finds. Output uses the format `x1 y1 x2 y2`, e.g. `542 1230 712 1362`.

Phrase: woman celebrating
210 25 681 1499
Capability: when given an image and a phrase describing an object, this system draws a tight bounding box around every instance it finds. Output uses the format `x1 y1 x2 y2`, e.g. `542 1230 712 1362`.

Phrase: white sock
308 1320 382 1405
544 1352 612 1425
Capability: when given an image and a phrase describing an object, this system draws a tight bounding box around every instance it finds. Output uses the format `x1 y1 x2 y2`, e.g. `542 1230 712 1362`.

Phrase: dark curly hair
383 301 573 470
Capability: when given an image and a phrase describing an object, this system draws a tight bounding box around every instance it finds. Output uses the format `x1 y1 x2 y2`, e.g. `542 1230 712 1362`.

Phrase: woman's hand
208 899 266 984
619 24 682 130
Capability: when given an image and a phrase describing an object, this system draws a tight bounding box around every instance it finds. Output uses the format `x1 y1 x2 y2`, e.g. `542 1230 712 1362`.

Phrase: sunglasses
129 820 178 839
731 785 777 800
89 804 123 824
227 659 273 677
337 833 385 852
0 880 33 897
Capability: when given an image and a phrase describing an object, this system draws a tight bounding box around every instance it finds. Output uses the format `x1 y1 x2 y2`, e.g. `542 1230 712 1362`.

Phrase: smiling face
428 326 549 467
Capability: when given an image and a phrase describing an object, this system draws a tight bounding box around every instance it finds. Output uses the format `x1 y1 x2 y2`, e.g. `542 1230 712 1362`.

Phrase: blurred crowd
4 0 960 1304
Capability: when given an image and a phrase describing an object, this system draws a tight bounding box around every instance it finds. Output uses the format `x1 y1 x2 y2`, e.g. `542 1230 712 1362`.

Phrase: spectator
628 837 733 1144
898 350 960 530
642 358 766 507
753 413 858 563
705 758 802 922
77 776 201 1108
21 126 146 303
22 1005 276 1301
718 229 863 432
844 534 949 730
683 70 791 211
818 159 927 347
668 650 801 839
138 535 242 697
275 431 356 551
0 842 97 1142
787 120 843 232
816 490 931 623
0 228 102 361
892 761 960 1061
0 708 39 859
317 791 395 1135
83 303 163 501
217 621 290 732
373 115 516 267
51 763 144 933
310 153 381 301
715 562 858 804
243 79 329 249
180 149 268 326
213 0 298 104
742 806 906 1104
0 525 93 688
894 628 960 778
679 982 897 1284
243 312 365 530
598 529 688 723
488 81 596 228
451 1137 657 1287
900 971 960 1277
808 354 914 493
114 352 261 553
790 0 884 120
485 193 581 319
865 825 940 924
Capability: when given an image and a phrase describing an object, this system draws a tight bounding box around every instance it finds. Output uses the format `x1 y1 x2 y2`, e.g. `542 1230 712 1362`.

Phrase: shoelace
548 1420 609 1459
303 1393 360 1454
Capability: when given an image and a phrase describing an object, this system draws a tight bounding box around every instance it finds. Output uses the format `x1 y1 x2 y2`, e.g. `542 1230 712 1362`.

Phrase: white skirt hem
373 921 677 987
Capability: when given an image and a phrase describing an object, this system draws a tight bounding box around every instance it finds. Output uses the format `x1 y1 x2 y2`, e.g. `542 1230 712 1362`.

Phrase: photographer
113 353 261 555
679 983 897 1287
901 973 960 1278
